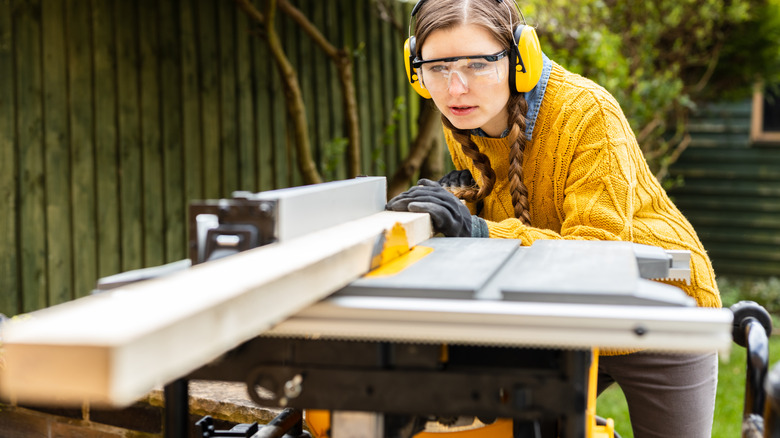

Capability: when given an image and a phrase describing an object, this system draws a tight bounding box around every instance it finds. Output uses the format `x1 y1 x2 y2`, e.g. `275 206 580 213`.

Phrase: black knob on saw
731 301 773 348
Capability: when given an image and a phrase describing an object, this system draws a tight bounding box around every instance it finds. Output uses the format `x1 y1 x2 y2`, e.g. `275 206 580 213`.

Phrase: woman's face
420 23 510 137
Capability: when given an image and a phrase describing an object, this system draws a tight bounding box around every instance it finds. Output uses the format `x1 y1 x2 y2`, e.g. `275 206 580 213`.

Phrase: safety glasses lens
417 57 504 92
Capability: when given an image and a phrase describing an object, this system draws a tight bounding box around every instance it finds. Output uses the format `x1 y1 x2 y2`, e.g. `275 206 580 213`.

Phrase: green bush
523 0 780 180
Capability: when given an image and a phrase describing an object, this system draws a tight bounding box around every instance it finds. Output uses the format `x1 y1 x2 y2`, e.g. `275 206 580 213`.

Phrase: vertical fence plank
116 0 143 271
310 1 327 180
15 0 47 312
332 1 347 180
282 8 299 187
352 0 371 175
92 0 121 279
249 7 274 192
68 0 98 298
158 0 186 262
235 6 256 191
367 2 384 176
219 1 239 194
42 0 72 305
139 0 164 268
198 0 222 198
393 0 410 168
269 16 287 188
0 0 18 315
379 4 399 176
181 0 203 202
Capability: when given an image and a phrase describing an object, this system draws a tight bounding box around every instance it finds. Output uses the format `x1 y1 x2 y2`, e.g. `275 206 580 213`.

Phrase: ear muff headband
404 0 543 97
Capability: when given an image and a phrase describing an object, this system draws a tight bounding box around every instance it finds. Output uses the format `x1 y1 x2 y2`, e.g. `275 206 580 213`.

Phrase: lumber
0 211 432 407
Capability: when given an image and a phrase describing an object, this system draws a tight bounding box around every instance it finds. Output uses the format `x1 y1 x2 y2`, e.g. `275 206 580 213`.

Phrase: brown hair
414 0 532 225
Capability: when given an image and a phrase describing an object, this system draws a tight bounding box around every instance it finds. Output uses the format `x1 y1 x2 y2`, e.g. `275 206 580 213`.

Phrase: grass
596 276 780 437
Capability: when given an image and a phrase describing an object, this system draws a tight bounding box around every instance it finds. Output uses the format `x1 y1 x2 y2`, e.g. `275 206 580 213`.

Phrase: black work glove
386 179 473 237
438 169 476 188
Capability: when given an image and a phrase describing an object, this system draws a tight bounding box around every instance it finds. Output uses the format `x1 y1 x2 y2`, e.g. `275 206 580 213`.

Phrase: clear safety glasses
412 50 508 93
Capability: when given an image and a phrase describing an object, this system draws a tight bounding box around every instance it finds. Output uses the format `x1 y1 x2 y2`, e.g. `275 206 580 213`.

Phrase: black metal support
255 408 310 438
164 378 189 438
764 362 780 438
730 301 773 438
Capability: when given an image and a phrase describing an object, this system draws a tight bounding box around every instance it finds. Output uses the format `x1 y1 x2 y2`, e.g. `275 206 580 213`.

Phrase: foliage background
519 0 780 181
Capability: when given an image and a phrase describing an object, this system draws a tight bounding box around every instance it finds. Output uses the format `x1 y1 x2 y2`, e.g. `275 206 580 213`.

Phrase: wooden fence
0 0 420 315
669 100 780 277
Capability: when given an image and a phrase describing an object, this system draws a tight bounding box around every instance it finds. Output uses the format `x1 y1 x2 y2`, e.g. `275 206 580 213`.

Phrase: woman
386 0 721 436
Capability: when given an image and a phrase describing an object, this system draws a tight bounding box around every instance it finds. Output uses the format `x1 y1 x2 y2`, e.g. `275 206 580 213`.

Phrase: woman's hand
386 179 473 237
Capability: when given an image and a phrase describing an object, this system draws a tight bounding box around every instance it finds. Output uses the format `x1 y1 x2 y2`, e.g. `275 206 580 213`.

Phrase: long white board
0 211 432 407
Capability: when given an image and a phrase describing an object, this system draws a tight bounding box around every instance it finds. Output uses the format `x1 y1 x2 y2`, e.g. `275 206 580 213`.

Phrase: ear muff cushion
511 25 543 93
404 36 432 99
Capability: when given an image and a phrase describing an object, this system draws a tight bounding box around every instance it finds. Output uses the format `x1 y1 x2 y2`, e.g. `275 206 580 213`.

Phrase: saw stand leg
164 378 190 437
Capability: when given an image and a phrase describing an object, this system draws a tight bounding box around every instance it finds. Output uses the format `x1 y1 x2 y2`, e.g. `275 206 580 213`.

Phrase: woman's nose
448 70 469 95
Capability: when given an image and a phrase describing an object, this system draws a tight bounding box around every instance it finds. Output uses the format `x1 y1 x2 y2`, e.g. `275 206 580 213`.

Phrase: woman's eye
468 62 488 71
426 64 448 74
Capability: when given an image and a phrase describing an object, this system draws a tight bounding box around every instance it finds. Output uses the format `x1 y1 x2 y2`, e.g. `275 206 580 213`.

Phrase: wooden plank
311 1 330 180
353 0 371 174
325 0 344 181
139 0 164 268
672 195 780 213
198 0 222 198
180 0 203 202
15 0 47 312
379 6 395 175
0 0 18 316
269 17 287 188
282 8 300 188
92 0 121 279
235 5 257 191
682 209 780 228
0 210 431 407
116 0 143 271
219 0 239 194
709 259 780 277
670 163 780 181
251 13 274 192
42 0 73 306
394 0 410 168
68 0 98 298
158 0 186 262
368 1 384 176
669 179 780 197
674 148 780 165
695 227 780 245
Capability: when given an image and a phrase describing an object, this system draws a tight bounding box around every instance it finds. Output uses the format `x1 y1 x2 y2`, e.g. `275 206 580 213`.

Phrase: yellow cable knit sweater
445 62 721 354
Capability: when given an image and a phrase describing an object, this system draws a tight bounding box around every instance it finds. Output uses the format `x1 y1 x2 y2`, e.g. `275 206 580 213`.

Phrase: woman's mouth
449 106 476 116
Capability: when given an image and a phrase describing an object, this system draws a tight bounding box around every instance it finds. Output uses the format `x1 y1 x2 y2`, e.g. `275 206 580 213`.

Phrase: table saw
0 177 735 438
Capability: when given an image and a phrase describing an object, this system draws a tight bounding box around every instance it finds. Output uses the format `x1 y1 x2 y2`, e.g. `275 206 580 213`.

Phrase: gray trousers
597 351 719 438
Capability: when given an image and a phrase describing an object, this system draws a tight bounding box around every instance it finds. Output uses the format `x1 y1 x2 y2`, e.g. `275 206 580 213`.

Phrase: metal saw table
190 236 732 438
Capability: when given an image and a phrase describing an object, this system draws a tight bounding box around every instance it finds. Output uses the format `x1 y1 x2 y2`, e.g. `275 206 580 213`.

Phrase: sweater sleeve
487 90 638 247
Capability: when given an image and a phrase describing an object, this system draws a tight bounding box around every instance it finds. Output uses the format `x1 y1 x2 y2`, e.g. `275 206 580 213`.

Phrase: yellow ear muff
511 25 543 93
404 36 432 99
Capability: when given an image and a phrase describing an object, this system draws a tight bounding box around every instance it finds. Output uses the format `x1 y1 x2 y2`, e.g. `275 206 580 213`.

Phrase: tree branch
235 0 322 184
277 0 361 178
